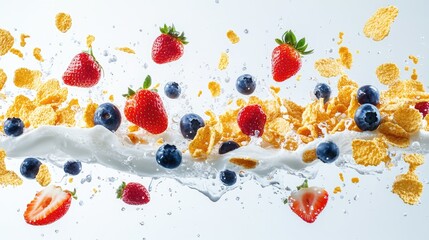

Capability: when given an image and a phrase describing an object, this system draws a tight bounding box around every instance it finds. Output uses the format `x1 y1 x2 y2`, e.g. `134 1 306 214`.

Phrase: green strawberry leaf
296 179 309 190
159 24 189 45
116 182 126 199
275 30 313 56
275 38 283 45
122 87 136 98
296 38 306 49
143 75 152 89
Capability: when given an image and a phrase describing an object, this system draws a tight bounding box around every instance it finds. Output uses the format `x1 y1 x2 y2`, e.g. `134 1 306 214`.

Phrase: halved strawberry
288 180 328 223
24 185 75 225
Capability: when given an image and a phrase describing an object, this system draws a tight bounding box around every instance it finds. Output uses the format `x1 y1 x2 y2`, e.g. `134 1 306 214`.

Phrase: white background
0 0 428 239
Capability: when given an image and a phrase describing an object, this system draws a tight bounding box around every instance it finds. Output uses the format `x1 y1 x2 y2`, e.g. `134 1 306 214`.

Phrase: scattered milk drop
121 207 126 211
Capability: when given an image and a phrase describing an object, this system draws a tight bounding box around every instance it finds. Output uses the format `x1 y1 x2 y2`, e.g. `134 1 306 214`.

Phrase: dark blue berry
64 160 82 175
94 103 122 132
354 103 381 131
164 81 181 99
20 158 42 179
4 117 24 137
236 74 256 95
314 83 331 103
357 85 380 105
180 113 205 140
156 144 182 169
316 141 339 163
218 141 240 154
220 170 237 186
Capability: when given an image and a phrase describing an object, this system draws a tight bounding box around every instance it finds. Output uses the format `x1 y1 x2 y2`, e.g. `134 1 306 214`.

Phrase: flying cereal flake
338 47 352 69
393 107 422 133
56 99 79 126
376 63 400 85
314 58 342 78
36 79 68 106
0 150 6 174
226 30 240 44
218 52 229 70
337 32 344 45
10 48 24 58
127 133 148 145
339 173 344 182
29 105 57 127
128 125 139 132
270 86 280 94
13 68 42 90
116 47 136 54
208 81 221 97
408 55 419 64
87 35 95 48
411 69 418 80
5 95 36 126
33 48 44 62
197 90 202 97
0 149 23 186
302 149 317 163
55 12 72 33
363 6 399 41
36 164 51 187
351 177 360 184
352 138 389 166
20 34 30 47
378 122 410 148
333 186 342 194
392 172 423 205
189 125 221 160
229 157 259 169
0 29 14 56
0 69 6 91
83 101 99 128
403 153 424 172
425 114 429 131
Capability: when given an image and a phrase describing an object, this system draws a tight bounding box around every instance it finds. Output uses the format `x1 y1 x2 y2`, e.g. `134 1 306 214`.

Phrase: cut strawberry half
24 185 75 225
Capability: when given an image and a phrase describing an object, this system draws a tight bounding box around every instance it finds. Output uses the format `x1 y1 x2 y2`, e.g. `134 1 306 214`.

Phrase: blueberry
180 113 205 140
236 74 256 95
156 144 182 169
219 170 237 186
357 85 380 105
314 83 331 103
164 81 181 99
94 103 122 132
64 160 82 175
3 117 24 137
354 103 381 131
20 158 42 179
316 141 339 163
218 141 240 154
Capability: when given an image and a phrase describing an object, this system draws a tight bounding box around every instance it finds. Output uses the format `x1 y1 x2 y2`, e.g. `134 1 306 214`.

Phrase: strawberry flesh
288 186 328 223
63 52 101 87
272 44 301 82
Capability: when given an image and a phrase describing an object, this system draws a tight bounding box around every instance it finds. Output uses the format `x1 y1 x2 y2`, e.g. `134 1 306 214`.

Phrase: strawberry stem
159 24 189 45
66 188 78 200
116 181 126 199
275 30 313 55
296 179 309 190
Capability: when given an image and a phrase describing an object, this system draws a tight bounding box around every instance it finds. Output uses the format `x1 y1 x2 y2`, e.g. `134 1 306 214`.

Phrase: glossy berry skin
156 144 182 169
152 34 184 64
63 161 82 175
272 44 301 82
117 182 150 205
316 141 339 163
314 83 331 103
20 158 42 179
3 117 24 137
164 81 181 99
180 113 205 140
354 103 381 131
94 103 122 132
218 141 240 154
236 74 256 95
237 104 267 137
63 52 101 88
220 169 237 186
415 102 429 117
357 85 380 106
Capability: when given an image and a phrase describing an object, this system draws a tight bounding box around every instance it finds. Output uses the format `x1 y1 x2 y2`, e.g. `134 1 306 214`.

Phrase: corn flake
55 12 72 33
127 133 148 145
218 52 229 70
0 150 6 174
189 124 221 160
392 172 423 205
363 6 399 41
87 35 95 48
116 47 136 54
0 68 6 90
263 117 291 148
376 63 399 85
408 55 419 64
352 138 390 166
0 29 14 56
0 150 23 186
29 105 57 127
403 153 424 172
36 164 51 187
378 121 410 148
33 48 44 62
411 69 418 80
351 177 360 184
128 125 139 132
20 34 30 47
337 32 344 45
35 79 68 106
302 149 317 163
13 68 42 90
393 107 421 133
314 58 342 78
208 81 221 97
83 102 99 128
338 47 352 69
229 157 259 169
10 48 23 58
226 30 240 44
425 114 429 131
56 99 79 126
333 186 342 194
6 95 36 126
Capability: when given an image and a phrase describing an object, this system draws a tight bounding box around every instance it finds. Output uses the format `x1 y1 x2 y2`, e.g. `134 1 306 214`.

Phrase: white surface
0 0 428 239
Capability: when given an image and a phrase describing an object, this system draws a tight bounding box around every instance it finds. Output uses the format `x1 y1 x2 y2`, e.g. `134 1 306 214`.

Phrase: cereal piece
55 12 72 33
270 86 280 94
302 149 317 163
229 157 259 169
208 81 221 97
13 68 42 90
404 66 409 71
376 63 399 85
346 91 360 119
156 138 164 145
0 68 6 91
197 90 202 97
189 125 221 160
352 138 390 166
338 47 352 69
36 164 51 187
33 47 44 62
337 32 344 45
314 58 342 78
393 107 422 133
109 95 114 102
226 30 240 44
0 171 23 186
35 79 68 106
29 105 57 127
68 177 73 183
263 117 291 148
128 125 139 132
56 99 79 126
83 102 99 128
0 150 6 174
392 172 423 205
5 95 36 126
10 48 24 58
87 35 95 48
351 177 360 184
218 52 229 70
378 121 410 148
339 173 344 182
337 74 358 90
127 133 148 145
363 6 399 41
0 28 14 56
403 154 424 172
408 55 419 64
116 47 136 54
20 34 30 47
333 186 342 194
425 114 429 131
411 69 418 80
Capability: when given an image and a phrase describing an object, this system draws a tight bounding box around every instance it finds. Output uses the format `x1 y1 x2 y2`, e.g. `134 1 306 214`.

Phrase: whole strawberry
272 30 313 82
152 24 188 64
124 75 168 134
63 49 102 87
237 104 267 137
117 181 150 205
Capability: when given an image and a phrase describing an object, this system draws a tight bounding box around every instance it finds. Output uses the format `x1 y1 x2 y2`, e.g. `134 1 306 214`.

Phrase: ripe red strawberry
237 104 267 137
415 101 429 117
117 181 150 205
124 75 168 134
63 49 102 87
24 185 76 225
272 30 313 82
288 180 328 223
152 24 188 64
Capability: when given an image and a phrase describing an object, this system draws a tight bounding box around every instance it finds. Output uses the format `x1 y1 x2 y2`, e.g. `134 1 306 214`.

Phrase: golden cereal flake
83 102 99 128
0 29 14 56
0 150 6 174
218 52 229 70
55 12 72 33
333 186 342 194
109 94 114 102
116 47 136 54
20 34 30 47
127 133 148 145
378 121 410 148
36 164 51 187
35 79 68 106
403 153 424 172
409 55 419 64
393 107 422 133
392 172 423 205
314 58 342 78
376 63 400 85
0 68 6 91
229 157 259 169
189 124 221 160
337 32 344 45
208 81 221 97
337 74 358 90
0 171 23 186
33 48 44 62
339 173 344 182
425 114 429 131
29 105 57 127
270 86 280 94
128 125 139 132
13 68 42 90
197 90 202 97
363 6 399 41
352 138 390 166
411 68 418 80
351 177 360 184
263 117 292 148
10 48 23 58
302 149 317 163
156 138 164 145
338 47 352 69
87 35 95 48
6 95 36 126
56 99 79 126
226 30 240 44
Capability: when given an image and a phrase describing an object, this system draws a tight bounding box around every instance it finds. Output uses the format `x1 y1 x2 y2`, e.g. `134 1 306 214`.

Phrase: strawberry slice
288 180 328 223
24 185 75 225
